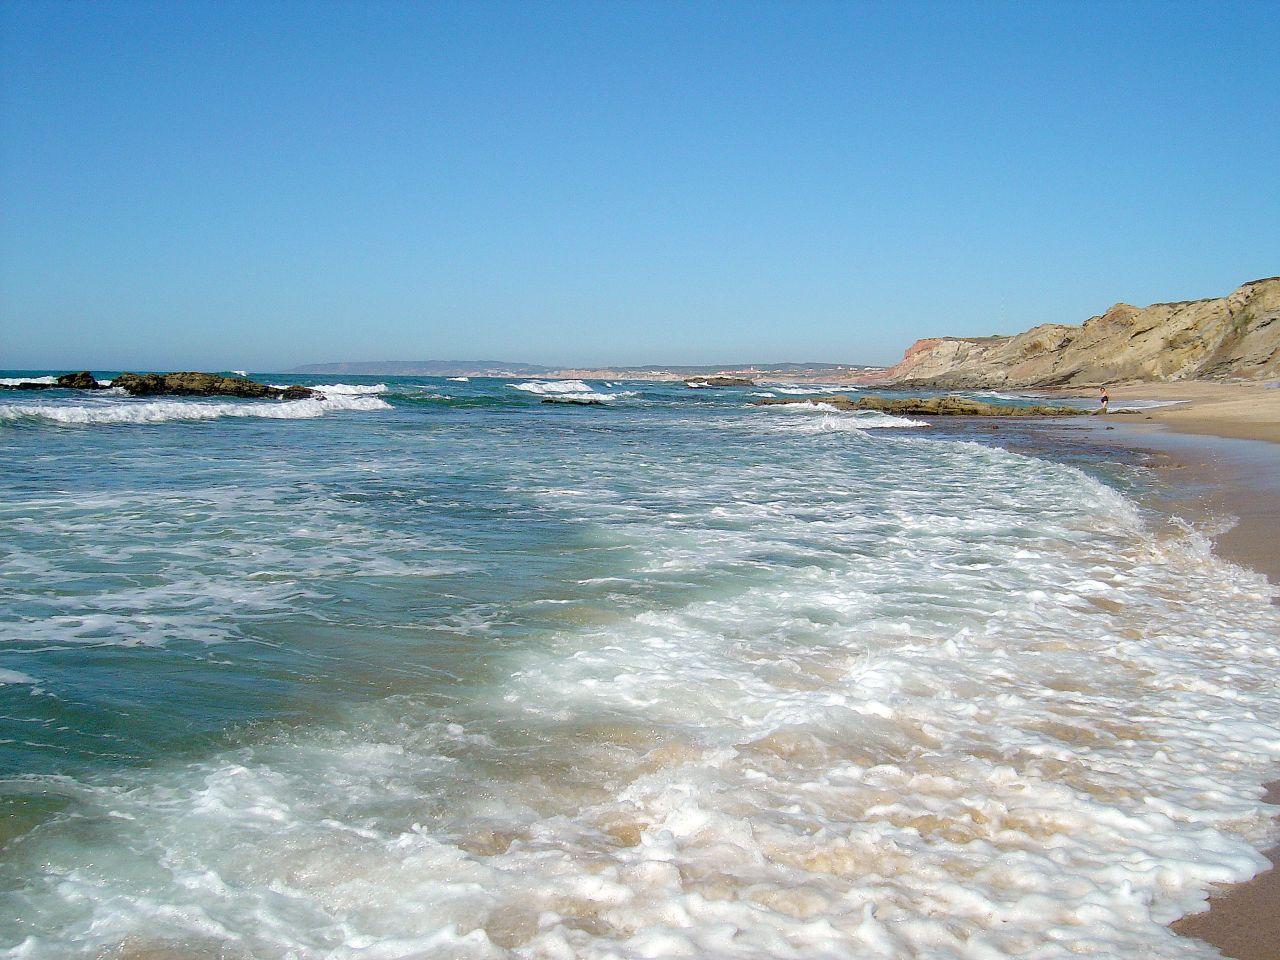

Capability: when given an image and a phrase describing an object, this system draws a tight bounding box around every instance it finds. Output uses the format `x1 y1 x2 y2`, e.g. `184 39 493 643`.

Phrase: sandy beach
1079 398 1280 959
1069 381 1280 445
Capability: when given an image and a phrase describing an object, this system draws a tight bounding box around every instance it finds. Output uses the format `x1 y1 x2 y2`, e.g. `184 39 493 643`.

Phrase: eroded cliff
874 277 1280 388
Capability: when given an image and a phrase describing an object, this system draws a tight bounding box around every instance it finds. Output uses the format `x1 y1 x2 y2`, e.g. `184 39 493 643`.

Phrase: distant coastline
287 359 883 381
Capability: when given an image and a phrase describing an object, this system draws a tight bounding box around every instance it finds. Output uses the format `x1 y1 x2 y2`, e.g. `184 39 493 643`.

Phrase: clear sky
2 0 1277 372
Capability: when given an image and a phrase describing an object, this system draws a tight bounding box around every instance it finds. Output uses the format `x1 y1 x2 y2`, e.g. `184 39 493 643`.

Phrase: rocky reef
869 277 1280 389
2 371 318 399
110 373 316 399
754 395 1083 417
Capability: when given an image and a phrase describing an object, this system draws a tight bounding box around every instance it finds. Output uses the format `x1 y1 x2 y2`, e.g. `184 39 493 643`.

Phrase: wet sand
1075 416 1280 960
1062 381 1280 445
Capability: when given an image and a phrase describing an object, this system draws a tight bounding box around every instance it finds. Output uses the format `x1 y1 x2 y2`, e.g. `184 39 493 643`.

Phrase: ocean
1 375 1278 959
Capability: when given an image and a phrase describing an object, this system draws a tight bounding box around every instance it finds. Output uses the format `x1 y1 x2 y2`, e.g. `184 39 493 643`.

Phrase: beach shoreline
1065 412 1280 959
1054 380 1280 445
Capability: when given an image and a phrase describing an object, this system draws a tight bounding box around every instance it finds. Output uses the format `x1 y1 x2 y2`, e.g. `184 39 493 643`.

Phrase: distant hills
288 360 553 377
289 360 881 379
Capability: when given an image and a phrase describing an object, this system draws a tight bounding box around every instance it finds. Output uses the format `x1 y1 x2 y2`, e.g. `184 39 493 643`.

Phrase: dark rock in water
0 371 106 391
752 394 1083 417
685 376 755 388
541 397 605 406
3 370 318 399
111 372 317 400
56 371 105 390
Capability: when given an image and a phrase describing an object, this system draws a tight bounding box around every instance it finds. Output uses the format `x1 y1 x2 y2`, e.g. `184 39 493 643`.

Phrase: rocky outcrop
111 373 316 399
56 371 106 389
685 377 755 388
872 277 1280 388
754 395 1083 417
541 397 604 406
0 371 107 390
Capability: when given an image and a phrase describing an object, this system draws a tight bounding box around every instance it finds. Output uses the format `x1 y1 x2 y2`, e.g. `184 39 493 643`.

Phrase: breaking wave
768 384 856 394
0 394 390 426
510 380 634 402
310 382 389 395
757 403 926 428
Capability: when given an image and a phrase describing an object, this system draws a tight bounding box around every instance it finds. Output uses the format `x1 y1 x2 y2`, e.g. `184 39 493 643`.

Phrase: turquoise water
1 375 1278 959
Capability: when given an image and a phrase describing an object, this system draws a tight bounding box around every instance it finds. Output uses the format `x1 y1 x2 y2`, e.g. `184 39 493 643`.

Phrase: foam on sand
0 393 390 426
1115 398 1191 410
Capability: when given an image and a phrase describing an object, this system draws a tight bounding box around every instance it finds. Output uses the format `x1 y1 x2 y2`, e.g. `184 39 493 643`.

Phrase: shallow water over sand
2 376 1278 958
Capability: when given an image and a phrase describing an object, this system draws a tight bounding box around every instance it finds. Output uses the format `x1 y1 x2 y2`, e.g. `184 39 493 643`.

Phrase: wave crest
0 394 390 426
758 404 926 429
509 380 634 402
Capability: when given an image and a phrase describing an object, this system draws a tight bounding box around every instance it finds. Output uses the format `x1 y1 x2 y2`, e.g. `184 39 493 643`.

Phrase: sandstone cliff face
874 277 1280 388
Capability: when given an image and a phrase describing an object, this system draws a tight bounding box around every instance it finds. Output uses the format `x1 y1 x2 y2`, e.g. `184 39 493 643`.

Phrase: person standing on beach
1097 386 1110 415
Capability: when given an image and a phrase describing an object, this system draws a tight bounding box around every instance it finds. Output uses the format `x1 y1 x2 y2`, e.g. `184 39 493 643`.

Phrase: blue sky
2 0 1277 371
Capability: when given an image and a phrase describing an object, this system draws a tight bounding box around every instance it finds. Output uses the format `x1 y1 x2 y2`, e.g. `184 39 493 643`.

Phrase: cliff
873 277 1280 388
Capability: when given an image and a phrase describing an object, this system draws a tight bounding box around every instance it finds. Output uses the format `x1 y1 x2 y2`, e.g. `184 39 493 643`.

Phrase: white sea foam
0 376 57 386
0 393 389 426
448 376 470 382
0 478 468 654
3 424 1279 959
510 380 634 402
310 382 389 395
1116 399 1191 410
510 379 597 395
0 668 37 685
758 402 926 428
768 384 855 394
790 410 926 429
268 382 388 394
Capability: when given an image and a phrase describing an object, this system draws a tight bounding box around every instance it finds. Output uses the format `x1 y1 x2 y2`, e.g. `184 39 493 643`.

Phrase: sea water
1 375 1277 959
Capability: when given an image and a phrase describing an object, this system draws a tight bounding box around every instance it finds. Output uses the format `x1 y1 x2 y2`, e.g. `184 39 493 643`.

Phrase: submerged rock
111 372 317 400
685 376 755 388
541 397 605 406
753 394 1083 416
